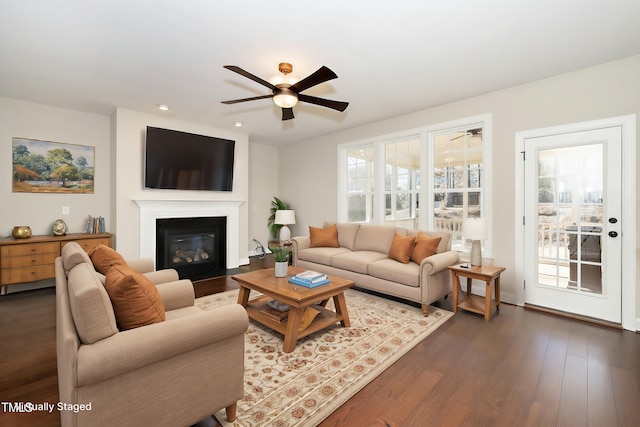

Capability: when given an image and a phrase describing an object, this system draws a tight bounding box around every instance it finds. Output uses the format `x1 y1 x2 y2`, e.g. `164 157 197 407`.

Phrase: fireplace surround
135 200 243 272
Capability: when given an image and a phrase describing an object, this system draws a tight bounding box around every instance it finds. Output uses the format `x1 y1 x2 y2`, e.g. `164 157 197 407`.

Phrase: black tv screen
144 126 235 191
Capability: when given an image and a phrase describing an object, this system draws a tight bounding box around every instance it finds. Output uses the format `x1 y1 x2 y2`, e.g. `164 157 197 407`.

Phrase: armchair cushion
104 264 165 330
61 242 93 274
89 244 127 275
67 262 118 344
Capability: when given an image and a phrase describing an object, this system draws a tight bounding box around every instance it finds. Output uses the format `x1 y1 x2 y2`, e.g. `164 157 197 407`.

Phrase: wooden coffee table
232 267 354 353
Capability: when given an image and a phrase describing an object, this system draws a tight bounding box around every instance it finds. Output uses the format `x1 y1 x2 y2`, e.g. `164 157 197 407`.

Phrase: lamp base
279 225 291 243
470 240 483 266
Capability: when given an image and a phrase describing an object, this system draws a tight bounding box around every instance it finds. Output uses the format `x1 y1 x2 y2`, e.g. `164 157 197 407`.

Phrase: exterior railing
433 218 464 242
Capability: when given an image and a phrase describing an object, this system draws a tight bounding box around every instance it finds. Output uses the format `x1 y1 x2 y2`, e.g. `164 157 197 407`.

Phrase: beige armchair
55 242 248 427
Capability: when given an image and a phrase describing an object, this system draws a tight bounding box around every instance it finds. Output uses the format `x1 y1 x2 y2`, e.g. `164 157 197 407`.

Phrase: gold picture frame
12 137 95 194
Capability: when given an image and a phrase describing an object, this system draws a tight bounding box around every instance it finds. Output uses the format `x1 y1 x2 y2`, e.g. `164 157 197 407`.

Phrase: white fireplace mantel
134 199 243 269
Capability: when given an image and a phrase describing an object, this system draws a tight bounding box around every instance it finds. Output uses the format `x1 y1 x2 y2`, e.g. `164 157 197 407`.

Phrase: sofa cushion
368 258 420 288
309 224 340 248
297 247 352 266
331 222 361 250
104 264 166 330
411 232 442 264
331 251 388 274
353 224 397 254
388 234 416 264
407 230 451 253
61 241 93 274
89 245 128 275
67 262 118 344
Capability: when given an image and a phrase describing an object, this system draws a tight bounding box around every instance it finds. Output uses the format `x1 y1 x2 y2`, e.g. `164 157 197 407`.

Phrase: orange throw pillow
89 245 128 275
388 234 416 264
411 232 442 264
309 224 340 248
104 264 165 330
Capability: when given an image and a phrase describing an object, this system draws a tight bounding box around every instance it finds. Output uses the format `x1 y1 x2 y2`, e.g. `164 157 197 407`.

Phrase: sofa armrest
76 304 248 386
126 258 155 274
155 279 195 311
291 236 311 265
143 269 180 285
419 250 461 277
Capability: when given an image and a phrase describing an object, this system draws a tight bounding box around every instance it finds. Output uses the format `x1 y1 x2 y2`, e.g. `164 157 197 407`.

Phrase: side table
448 264 506 321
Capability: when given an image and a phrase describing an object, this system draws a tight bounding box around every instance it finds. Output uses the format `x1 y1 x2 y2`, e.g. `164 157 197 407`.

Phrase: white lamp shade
463 218 487 240
274 210 296 225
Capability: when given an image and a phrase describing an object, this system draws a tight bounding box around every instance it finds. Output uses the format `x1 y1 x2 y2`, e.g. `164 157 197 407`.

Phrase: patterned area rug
196 288 452 427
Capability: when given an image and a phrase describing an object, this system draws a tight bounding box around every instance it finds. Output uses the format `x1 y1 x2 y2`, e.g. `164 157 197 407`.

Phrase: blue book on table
288 277 331 288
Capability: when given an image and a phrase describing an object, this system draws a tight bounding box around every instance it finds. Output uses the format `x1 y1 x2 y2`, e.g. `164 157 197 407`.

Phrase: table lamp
274 210 296 244
463 218 487 266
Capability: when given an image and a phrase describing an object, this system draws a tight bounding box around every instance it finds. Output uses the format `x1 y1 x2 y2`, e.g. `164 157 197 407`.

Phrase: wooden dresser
0 233 113 292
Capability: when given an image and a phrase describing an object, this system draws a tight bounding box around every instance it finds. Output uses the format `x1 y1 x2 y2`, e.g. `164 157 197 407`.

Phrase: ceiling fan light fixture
272 90 298 108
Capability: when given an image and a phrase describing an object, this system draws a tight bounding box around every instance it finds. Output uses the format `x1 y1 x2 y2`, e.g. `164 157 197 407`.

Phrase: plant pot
274 262 289 278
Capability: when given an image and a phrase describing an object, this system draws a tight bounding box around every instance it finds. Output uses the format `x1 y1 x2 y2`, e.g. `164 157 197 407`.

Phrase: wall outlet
62 206 70 215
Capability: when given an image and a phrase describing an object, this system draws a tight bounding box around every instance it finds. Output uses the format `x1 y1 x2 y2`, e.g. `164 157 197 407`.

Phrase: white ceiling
1 1 639 146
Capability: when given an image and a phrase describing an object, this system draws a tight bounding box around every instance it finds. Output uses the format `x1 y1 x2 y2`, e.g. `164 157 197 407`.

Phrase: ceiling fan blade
298 94 349 112
282 108 295 121
223 65 278 91
289 66 338 93
221 94 273 104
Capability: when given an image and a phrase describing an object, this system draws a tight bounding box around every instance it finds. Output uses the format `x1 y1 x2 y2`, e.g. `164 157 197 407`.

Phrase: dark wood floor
1 273 639 427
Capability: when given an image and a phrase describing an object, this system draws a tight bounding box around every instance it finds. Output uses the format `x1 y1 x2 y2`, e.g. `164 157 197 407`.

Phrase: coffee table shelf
232 267 355 353
245 295 344 340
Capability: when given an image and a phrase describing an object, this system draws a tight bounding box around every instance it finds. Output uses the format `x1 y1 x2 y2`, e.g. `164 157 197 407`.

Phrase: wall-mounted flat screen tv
145 126 235 191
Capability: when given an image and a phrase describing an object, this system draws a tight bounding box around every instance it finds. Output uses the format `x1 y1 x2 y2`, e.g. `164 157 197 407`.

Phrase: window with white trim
345 144 375 222
432 127 485 251
338 115 492 256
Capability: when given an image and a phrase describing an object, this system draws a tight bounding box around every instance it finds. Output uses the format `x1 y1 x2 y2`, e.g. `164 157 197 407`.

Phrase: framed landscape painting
12 137 95 194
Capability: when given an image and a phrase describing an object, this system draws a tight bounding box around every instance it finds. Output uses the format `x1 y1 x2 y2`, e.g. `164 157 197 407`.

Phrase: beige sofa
55 242 248 427
292 223 460 315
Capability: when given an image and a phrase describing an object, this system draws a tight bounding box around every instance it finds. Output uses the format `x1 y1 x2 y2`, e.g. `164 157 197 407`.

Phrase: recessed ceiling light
158 104 169 111
234 121 243 127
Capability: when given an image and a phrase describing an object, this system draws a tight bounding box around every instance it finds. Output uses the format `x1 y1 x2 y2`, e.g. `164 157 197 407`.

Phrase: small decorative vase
274 262 288 278
12 226 32 239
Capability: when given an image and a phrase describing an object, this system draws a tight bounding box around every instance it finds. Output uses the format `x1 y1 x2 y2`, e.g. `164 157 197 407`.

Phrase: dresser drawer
0 242 60 257
61 238 110 252
0 233 113 287
0 264 56 284
1 253 58 269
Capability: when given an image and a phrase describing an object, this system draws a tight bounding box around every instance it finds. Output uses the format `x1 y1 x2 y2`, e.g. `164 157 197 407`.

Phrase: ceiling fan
221 62 349 121
451 128 482 140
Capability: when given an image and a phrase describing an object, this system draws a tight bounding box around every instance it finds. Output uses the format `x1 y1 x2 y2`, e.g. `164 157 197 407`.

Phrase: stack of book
261 299 290 322
288 270 330 288
86 215 105 234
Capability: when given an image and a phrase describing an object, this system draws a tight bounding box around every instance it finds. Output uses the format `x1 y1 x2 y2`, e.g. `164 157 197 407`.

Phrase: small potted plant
272 246 290 277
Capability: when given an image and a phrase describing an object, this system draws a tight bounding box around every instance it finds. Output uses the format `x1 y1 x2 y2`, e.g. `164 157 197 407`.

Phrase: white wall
279 55 640 312
111 108 250 262
248 142 280 250
0 98 111 237
0 98 111 292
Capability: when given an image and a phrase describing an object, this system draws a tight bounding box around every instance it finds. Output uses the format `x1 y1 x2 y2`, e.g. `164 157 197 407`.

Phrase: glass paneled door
523 127 622 323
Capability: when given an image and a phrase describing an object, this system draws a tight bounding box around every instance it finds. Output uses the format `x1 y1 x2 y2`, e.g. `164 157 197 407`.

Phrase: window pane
348 195 370 222
432 126 484 250
384 136 420 228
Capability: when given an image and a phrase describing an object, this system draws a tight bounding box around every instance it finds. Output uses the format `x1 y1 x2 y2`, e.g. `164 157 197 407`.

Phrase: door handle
608 231 618 238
